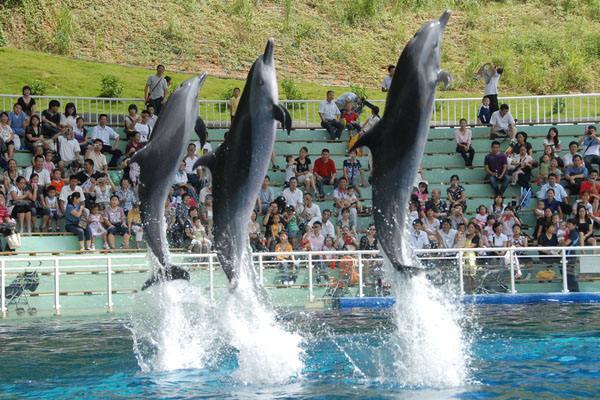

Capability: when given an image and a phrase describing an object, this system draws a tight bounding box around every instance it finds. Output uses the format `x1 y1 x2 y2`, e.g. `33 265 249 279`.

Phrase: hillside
0 0 599 97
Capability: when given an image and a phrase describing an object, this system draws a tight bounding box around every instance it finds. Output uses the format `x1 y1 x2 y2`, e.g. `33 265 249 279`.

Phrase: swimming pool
1 303 598 399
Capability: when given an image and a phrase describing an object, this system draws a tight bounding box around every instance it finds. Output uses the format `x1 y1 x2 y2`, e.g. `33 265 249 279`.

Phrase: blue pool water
1 304 599 399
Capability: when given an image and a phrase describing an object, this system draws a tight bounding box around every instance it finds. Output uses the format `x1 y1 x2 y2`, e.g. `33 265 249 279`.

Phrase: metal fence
2 246 599 317
1 93 598 128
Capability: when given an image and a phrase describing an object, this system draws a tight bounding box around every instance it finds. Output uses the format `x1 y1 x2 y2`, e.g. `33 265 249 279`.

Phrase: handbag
6 232 21 249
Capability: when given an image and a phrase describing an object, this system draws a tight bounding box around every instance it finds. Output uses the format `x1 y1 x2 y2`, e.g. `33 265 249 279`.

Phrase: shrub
0 24 6 48
52 6 73 55
349 84 368 100
29 79 49 96
216 87 235 113
281 78 304 110
99 75 124 98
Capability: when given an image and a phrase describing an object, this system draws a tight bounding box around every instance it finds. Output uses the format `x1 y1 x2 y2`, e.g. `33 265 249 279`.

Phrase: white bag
6 232 21 250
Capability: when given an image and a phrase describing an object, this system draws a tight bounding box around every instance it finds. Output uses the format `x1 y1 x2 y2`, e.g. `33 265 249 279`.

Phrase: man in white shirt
299 193 321 225
490 104 516 140
146 104 158 130
59 176 85 213
381 64 395 92
436 219 457 249
318 90 343 140
85 139 109 174
57 128 81 166
309 208 336 240
24 155 51 188
409 219 430 250
537 173 569 202
562 141 581 168
282 177 304 213
144 64 168 115
134 110 152 143
91 114 122 167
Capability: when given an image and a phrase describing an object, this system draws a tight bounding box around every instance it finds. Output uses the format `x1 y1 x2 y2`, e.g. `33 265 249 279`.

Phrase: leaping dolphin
194 39 291 286
134 74 207 290
351 11 451 271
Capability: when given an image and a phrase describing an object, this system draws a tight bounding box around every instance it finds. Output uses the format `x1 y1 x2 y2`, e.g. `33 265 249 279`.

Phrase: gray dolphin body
352 11 451 271
133 74 206 290
194 39 291 286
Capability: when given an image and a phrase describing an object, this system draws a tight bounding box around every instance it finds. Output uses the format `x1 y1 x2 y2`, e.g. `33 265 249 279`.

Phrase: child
474 205 488 229
341 101 361 132
415 181 429 205
455 222 467 248
534 199 546 219
501 207 521 239
477 96 491 125
408 201 419 224
88 204 108 250
50 169 65 193
268 213 284 250
43 185 61 232
188 216 211 253
282 205 300 249
127 203 144 249
43 150 56 175
284 155 296 186
538 153 551 183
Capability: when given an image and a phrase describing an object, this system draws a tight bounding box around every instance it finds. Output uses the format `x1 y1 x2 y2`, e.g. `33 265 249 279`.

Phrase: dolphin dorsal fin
349 119 383 153
273 104 292 134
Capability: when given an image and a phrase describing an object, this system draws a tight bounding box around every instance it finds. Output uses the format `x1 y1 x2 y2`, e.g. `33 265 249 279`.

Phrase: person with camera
578 125 600 172
476 63 503 114
144 64 168 115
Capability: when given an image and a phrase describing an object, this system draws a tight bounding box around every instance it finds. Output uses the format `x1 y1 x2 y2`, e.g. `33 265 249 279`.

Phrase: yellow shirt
229 96 240 117
275 242 293 260
127 209 141 225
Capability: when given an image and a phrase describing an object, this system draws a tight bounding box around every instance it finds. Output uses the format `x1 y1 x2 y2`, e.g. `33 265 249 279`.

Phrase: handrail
1 245 598 317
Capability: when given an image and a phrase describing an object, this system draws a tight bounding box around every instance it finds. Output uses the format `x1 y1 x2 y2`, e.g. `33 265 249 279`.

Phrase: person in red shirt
0 192 16 243
340 101 361 132
313 148 337 200
50 169 66 193
579 169 600 203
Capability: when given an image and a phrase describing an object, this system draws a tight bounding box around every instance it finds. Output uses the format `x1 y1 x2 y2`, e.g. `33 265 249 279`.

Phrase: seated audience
489 104 516 140
446 175 467 211
579 125 599 172
544 127 562 153
123 104 141 138
409 219 430 250
318 90 343 140
8 103 27 150
104 195 131 249
484 141 509 195
313 148 337 200
455 118 474 167
17 85 36 116
563 154 588 195
41 100 64 150
90 114 122 167
64 192 92 251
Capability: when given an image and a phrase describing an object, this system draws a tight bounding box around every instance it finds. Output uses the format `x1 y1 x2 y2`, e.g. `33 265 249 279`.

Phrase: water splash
129 250 303 384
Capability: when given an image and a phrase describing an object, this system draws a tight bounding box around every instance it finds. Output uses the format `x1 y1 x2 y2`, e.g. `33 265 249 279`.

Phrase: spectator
575 205 596 249
42 185 61 232
59 175 85 213
200 194 214 234
90 114 122 167
299 192 321 226
436 219 457 249
282 177 304 212
482 215 497 246
422 207 440 245
64 192 92 251
255 176 274 215
579 169 600 202
17 85 36 116
477 96 492 125
319 91 343 140
295 146 316 194
426 188 448 219
562 141 580 169
343 150 366 196
0 112 16 161
341 101 361 133
484 141 509 195
572 191 593 217
510 145 533 188
183 143 200 191
474 205 489 229
409 219 430 249
337 225 359 251
74 158 103 189
488 222 509 261
93 176 115 210
511 224 528 248
104 195 131 249
491 194 507 218
537 153 551 183
229 87 241 122
381 64 395 92
489 104 516 140
134 110 152 143
123 104 141 138
359 105 380 135
24 114 42 152
314 148 337 200
187 216 210 253
73 117 88 152
415 181 429 204
267 213 284 250
579 125 600 172
85 139 109 174
543 188 563 219
57 128 81 167
275 232 296 284
564 154 588 195
2 159 19 192
476 63 503 114
538 173 569 203
537 222 560 269
282 205 301 248
60 103 78 131
24 155 51 188
455 118 474 167
360 223 378 250
548 157 562 182
448 204 468 229
8 176 33 233
8 103 27 150
144 64 168 115
446 175 466 212
544 127 562 153
335 207 355 237
42 149 55 176
146 104 158 130
87 203 108 250
309 208 335 240
333 177 357 225
124 131 145 163
506 131 532 156
500 207 521 239
41 100 64 150
248 210 266 252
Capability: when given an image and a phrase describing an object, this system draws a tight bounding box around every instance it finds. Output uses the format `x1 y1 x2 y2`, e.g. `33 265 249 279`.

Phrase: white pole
357 253 364 298
258 254 264 285
561 249 569 293
54 259 61 315
106 257 113 312
1 259 6 318
308 253 314 302
209 255 214 301
509 249 516 294
457 251 464 296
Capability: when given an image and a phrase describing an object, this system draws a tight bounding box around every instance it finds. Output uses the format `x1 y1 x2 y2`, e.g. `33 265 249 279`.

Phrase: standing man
319 91 343 140
381 64 395 92
144 64 168 115
229 87 241 123
477 63 503 114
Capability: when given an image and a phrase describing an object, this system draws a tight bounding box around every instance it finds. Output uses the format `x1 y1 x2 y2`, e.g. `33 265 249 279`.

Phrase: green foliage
162 12 184 41
0 23 7 48
343 0 383 26
283 0 293 30
350 84 368 100
216 87 235 112
551 98 565 115
29 79 49 95
52 6 73 55
99 75 124 98
281 78 304 109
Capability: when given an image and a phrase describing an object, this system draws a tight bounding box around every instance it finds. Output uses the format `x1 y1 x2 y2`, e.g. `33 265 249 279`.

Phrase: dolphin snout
263 38 275 64
439 10 451 29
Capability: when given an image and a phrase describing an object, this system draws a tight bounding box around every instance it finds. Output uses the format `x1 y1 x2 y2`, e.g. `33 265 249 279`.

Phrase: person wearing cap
410 219 430 250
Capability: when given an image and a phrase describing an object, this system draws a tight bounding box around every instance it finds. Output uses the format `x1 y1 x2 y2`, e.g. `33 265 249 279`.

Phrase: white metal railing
1 93 598 128
1 246 599 317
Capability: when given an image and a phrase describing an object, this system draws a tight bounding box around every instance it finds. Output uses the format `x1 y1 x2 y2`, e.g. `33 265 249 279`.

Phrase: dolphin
351 11 451 271
133 74 207 290
194 39 291 286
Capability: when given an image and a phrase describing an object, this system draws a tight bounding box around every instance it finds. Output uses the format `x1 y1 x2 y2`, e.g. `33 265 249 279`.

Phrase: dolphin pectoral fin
141 264 190 290
193 151 217 172
436 70 452 89
273 104 292 134
130 146 149 168
349 120 383 152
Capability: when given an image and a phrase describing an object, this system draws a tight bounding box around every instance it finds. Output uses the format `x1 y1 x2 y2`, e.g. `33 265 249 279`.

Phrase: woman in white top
543 127 562 153
0 112 16 160
60 103 78 131
454 118 474 167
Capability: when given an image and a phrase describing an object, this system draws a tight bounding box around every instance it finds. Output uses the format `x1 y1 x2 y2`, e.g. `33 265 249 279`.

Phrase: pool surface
1 303 599 399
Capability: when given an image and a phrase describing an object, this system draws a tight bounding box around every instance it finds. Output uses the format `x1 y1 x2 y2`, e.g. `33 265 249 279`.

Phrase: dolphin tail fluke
273 104 292 134
141 264 190 290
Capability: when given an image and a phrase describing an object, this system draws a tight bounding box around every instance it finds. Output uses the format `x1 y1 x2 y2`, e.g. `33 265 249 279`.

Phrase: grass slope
0 0 599 98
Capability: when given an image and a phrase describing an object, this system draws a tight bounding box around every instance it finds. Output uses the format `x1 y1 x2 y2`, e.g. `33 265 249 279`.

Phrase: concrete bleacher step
426 124 588 140
425 135 582 154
